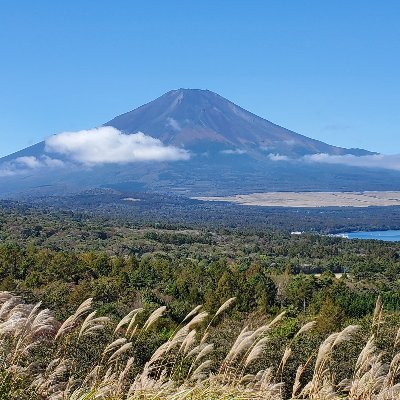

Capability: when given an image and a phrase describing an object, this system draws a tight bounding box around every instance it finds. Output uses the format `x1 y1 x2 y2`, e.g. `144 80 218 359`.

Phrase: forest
1 199 400 399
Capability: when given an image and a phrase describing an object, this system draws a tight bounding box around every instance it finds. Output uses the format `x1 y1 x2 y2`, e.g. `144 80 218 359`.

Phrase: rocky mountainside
0 89 397 198
106 88 372 158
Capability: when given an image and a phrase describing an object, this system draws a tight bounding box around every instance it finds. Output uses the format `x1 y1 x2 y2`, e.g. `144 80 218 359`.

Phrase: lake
338 230 400 242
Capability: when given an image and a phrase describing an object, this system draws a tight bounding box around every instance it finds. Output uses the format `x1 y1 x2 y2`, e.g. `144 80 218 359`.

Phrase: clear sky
0 0 399 157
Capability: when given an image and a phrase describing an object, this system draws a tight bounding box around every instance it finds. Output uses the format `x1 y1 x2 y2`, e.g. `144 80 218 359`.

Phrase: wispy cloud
303 153 400 171
0 156 64 177
261 140 297 152
220 149 247 155
45 127 190 164
265 151 400 171
15 156 42 169
166 117 181 131
267 153 289 161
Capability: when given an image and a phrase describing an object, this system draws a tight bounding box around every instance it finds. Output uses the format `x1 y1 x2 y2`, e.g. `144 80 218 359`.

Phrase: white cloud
166 117 181 131
303 153 400 171
268 153 290 161
0 156 64 177
266 151 400 171
261 140 296 151
45 127 190 164
41 155 65 168
220 149 247 155
14 156 42 169
0 166 18 177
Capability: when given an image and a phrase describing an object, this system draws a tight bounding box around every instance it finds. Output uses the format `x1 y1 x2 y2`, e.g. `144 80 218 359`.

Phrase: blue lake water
338 230 400 242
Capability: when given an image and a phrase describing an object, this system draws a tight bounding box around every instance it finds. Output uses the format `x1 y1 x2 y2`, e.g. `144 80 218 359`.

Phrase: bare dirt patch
193 191 400 208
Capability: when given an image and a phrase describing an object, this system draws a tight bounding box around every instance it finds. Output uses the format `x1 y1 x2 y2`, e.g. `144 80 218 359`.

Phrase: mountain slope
0 88 397 198
105 89 372 157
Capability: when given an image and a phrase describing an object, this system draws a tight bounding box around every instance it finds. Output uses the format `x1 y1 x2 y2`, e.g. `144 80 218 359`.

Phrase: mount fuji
0 89 398 197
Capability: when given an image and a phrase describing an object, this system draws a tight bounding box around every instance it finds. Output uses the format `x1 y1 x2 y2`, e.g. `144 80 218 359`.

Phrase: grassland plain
194 191 400 208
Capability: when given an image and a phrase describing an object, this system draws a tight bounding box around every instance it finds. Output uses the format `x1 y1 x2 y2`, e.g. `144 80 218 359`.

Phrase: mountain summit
105 88 371 158
0 89 397 197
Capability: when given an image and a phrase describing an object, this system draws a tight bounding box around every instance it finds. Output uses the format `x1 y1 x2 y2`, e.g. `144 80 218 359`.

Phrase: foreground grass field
0 292 399 399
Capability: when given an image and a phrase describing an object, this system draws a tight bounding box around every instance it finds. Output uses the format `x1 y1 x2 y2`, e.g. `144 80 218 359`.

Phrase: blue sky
0 0 399 157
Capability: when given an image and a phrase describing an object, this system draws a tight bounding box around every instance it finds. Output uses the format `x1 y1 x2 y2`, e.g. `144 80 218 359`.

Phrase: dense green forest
13 190 400 233
2 199 400 322
1 200 400 399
